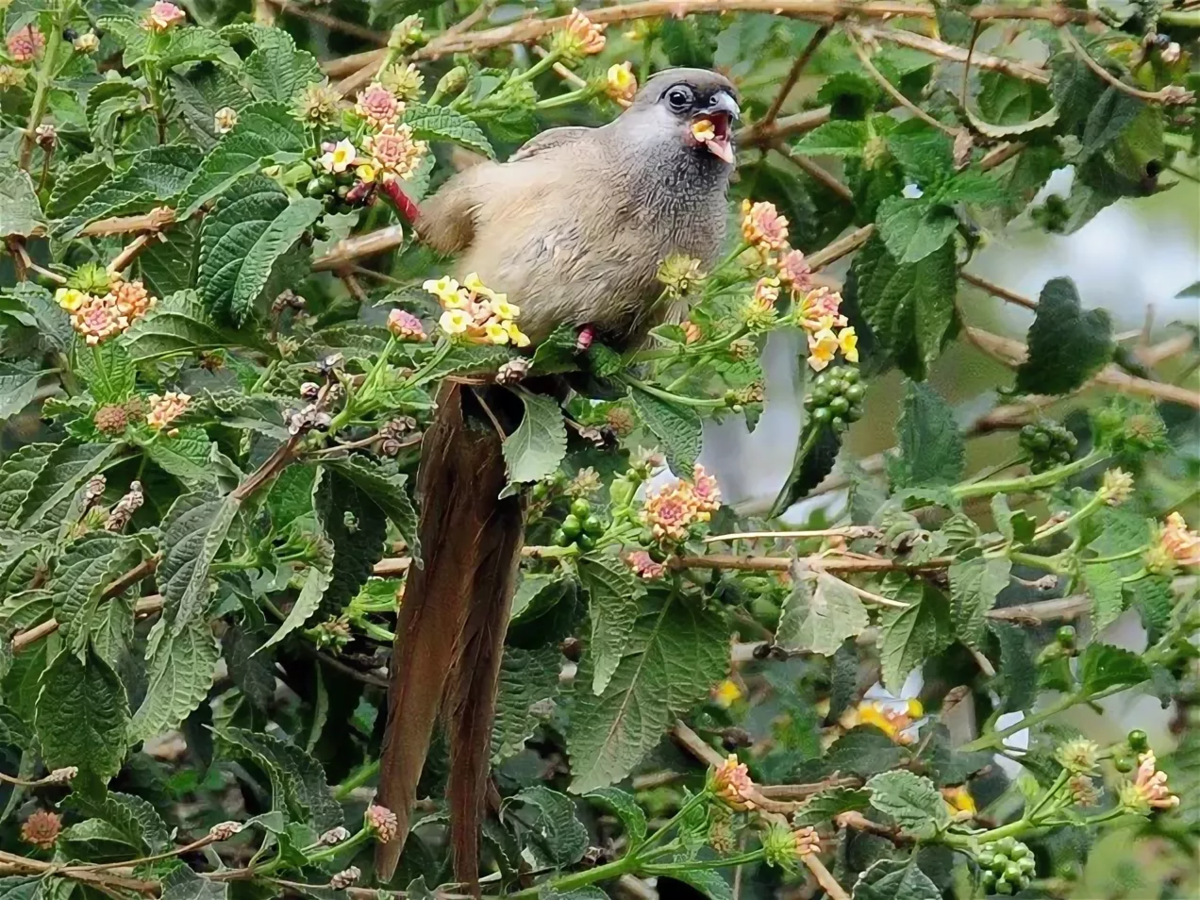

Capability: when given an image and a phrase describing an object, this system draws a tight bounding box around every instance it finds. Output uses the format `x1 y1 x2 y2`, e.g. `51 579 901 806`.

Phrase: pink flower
362 124 426 183
625 550 666 580
752 276 781 306
643 485 696 542
387 309 426 341
777 249 812 291
797 286 848 333
691 465 721 513
7 25 45 63
741 200 789 252
1160 513 1200 568
1129 751 1180 810
355 83 402 130
143 1 186 31
710 754 756 811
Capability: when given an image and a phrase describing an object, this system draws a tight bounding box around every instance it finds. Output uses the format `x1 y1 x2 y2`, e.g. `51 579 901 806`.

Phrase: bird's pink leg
380 179 421 224
576 325 595 353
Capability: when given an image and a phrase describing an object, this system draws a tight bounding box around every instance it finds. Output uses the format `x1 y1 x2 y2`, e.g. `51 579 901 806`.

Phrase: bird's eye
666 86 694 110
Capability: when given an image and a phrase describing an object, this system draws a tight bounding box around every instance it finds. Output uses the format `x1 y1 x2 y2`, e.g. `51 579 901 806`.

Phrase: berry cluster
1113 728 1150 773
303 171 365 214
978 838 1035 895
803 367 864 433
1019 422 1078 473
553 498 607 552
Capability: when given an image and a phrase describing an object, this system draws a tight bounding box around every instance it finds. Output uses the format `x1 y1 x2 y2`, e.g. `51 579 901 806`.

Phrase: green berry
996 838 1016 856
1018 856 1036 874
844 383 866 402
995 878 1014 895
842 367 860 384
570 498 592 519
318 174 337 192
1127 729 1149 752
1011 842 1031 860
1004 863 1024 883
1114 755 1135 773
1056 625 1076 647
577 534 596 552
1031 432 1051 450
829 396 850 416
531 483 549 501
804 395 816 410
583 514 605 536
811 406 832 423
831 416 847 432
304 178 324 198
639 528 655 545
561 515 582 539
981 870 997 889
552 528 571 547
811 386 830 405
814 373 828 388
978 853 997 870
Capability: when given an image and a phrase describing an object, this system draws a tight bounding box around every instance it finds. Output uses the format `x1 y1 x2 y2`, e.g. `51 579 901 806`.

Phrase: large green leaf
949 556 1010 648
1014 278 1113 395
567 590 727 792
176 102 308 216
404 103 495 158
122 290 262 362
866 770 947 838
0 168 47 239
158 27 242 71
876 195 958 264
60 146 204 237
130 616 219 743
877 582 950 691
776 571 869 656
217 727 342 830
258 567 329 653
578 555 644 695
74 341 135 406
507 786 588 868
35 645 129 783
1077 643 1150 695
64 790 172 854
794 120 869 157
321 457 419 556
853 858 940 900
628 387 702 475
0 444 54 528
492 645 561 763
890 380 964 487
51 534 140 658
198 176 321 324
315 468 388 614
46 158 112 219
16 443 125 533
0 364 42 422
502 392 567 488
156 492 238 637
147 426 218 484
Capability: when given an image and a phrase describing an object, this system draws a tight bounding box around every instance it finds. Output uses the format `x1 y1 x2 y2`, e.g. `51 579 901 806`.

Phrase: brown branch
986 594 1089 625
845 26 960 137
756 26 831 135
860 26 1049 84
961 271 1039 311
322 48 384 77
669 553 950 573
738 105 830 147
7 238 64 284
806 224 876 271
107 233 160 275
266 0 386 43
314 224 407 270
776 146 854 202
979 141 1025 171
1059 26 1192 104
79 206 176 237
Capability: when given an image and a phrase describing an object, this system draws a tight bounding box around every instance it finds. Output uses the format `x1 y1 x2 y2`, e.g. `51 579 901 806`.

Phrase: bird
374 68 739 890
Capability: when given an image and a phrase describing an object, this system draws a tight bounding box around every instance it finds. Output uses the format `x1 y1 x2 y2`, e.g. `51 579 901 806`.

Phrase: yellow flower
606 62 637 104
55 288 87 312
504 321 531 348
942 785 976 817
462 271 497 300
423 276 461 304
840 699 923 745
355 163 378 184
484 321 510 345
712 679 743 709
489 296 520 320
438 309 470 335
691 118 716 142
807 328 840 372
321 138 358 174
837 327 859 363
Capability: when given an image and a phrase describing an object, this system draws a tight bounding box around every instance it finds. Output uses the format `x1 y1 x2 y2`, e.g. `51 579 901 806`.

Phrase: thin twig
670 553 950 573
1059 26 1188 104
314 224 407 270
756 26 830 134
107 233 159 275
738 106 830 147
961 272 1039 311
705 526 877 543
79 206 177 237
860 26 1049 83
776 146 854 202
266 0 386 43
806 224 876 271
844 27 960 137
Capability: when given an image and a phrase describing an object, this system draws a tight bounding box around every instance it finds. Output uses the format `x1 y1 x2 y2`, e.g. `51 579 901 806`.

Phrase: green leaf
1082 563 1125 634
886 121 954 186
160 865 229 900
770 426 842 518
316 468 388 613
259 567 329 653
503 392 567 487
665 869 732 900
583 787 647 845
157 492 238 637
51 534 140 657
139 220 198 298
867 770 948 837
578 555 644 695
949 556 1010 648
1077 643 1150 695
130 615 219 743
853 858 941 900
567 591 727 792
0 168 47 238
0 878 41 900
217 727 342 830
793 120 868 157
159 27 242 72
509 786 588 868
990 622 1036 713
123 290 259 362
936 171 1008 206
176 102 308 217
0 444 53 528
97 16 152 67
0 364 42 421
59 818 140 859
628 387 702 475
493 645 561 763
403 103 495 158
891 381 964 487
75 341 135 405
847 235 956 380
322 457 420 556
776 571 869 656
16 443 124 533
147 426 217 484
60 146 204 237
991 494 1037 545
86 81 144 149
825 727 907 777
1015 278 1113 395
876 195 958 264
47 158 113 219
63 790 172 854
35 645 129 783
877 583 949 691
198 177 321 324
792 787 872 826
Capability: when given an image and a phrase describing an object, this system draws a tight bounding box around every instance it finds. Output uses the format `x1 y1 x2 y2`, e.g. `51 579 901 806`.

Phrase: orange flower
362 124 427 182
691 464 721 513
710 754 756 811
20 810 61 850
626 550 666 580
643 483 696 542
1159 513 1200 568
146 392 191 431
777 248 811 290
741 200 789 253
563 8 606 56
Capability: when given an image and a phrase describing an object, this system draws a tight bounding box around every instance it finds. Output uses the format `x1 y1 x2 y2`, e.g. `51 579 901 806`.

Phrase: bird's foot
575 325 595 353
379 179 421 224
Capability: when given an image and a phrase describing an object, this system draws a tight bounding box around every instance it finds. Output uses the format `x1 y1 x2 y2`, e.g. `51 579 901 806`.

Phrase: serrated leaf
867 770 947 837
991 494 1037 544
794 120 868 157
493 645 560 763
316 468 388 613
1015 277 1113 395
63 790 171 854
887 121 954 186
936 171 1009 206
876 195 958 264
138 220 198 298
628 387 702 476
1082 562 1125 634
86 81 144 149
244 45 322 104
792 787 872 826
59 817 140 859
503 392 567 487
51 534 140 657
770 424 842 518
217 727 342 830
75 341 135 405
776 572 869 656
990 622 1035 713
259 567 329 653
321 457 419 556
60 146 204 237
130 616 219 743
0 168 47 238
854 858 940 900
877 583 949 691
584 786 647 845
891 381 964 487
578 555 644 695
97 16 152 67
825 727 907 776
568 591 727 792
949 556 1010 648
160 865 229 900
0 364 42 421
198 177 321 324
0 444 53 529
147 425 217 484
1077 642 1150 695
123 289 260 362
176 102 308 216
509 786 588 868
159 27 241 71
16 443 124 533
157 492 238 637
35 645 129 783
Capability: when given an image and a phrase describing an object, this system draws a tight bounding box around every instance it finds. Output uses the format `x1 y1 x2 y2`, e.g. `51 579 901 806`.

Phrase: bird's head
625 68 740 166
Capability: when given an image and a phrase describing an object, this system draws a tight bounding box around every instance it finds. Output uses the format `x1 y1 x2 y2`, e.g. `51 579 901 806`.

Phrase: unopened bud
435 66 467 98
208 821 243 841
330 867 361 890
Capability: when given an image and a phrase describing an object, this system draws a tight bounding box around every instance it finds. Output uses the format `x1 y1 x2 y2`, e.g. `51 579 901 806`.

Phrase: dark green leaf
16 443 125 533
492 645 561 763
0 168 47 239
61 146 204 237
578 555 644 695
891 381 964 487
51 534 140 657
217 727 342 830
877 583 950 691
160 864 229 900
792 787 871 826
322 457 419 556
853 858 940 900
794 120 869 157
316 468 388 613
509 786 588 868
1014 278 1113 395
405 103 495 158
131 616 220 742
867 770 948 837
75 341 135 405
629 387 702 476
0 364 42 422
1077 643 1150 695
990 622 1035 713
776 571 869 656
584 787 647 845
259 567 329 653
46 158 112 219
949 556 1010 648
886 121 954 186
147 425 217 484
156 492 238 637
825 727 907 777
35 645 129 783
502 392 567 488
876 195 958 264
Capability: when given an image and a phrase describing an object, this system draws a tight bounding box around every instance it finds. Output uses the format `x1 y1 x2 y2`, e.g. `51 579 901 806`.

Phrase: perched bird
375 68 739 889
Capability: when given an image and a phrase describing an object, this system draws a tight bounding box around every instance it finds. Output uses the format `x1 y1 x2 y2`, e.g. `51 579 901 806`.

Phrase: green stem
18 12 63 171
535 87 593 109
512 48 563 85
1085 546 1147 565
508 854 640 899
646 850 767 873
952 450 1107 500
333 760 380 801
638 789 710 855
624 377 727 409
961 693 1080 753
1030 492 1106 545
1006 551 1067 575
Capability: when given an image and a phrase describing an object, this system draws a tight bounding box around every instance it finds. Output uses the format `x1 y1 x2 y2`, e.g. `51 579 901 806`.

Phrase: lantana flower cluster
146 392 191 434
1148 512 1200 571
641 464 721 543
552 8 606 62
56 279 156 346
143 1 187 32
710 756 821 866
6 25 45 63
423 274 530 347
739 201 857 371
320 125 427 186
1120 750 1180 812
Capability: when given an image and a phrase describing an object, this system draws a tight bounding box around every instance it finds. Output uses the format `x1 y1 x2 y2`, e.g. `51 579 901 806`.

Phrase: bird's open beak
691 91 739 165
